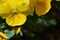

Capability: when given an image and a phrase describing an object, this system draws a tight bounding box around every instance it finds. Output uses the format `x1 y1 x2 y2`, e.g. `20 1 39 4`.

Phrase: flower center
12 9 17 14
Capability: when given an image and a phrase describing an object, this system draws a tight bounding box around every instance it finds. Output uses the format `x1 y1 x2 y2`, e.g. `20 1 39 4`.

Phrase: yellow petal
3 38 7 40
37 0 52 2
21 6 34 16
35 1 51 16
0 37 2 40
0 32 8 39
0 3 11 19
0 37 7 40
17 0 30 12
0 13 12 19
21 0 36 16
6 0 29 11
6 13 27 26
0 0 7 5
13 27 21 34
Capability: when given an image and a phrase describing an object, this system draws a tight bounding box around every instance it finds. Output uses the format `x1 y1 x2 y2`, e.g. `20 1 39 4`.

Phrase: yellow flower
30 0 51 16
0 32 8 40
0 0 51 26
0 0 30 26
0 0 51 35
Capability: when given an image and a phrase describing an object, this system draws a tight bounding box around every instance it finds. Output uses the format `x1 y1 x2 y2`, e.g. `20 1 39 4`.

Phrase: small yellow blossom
0 32 8 39
30 0 51 16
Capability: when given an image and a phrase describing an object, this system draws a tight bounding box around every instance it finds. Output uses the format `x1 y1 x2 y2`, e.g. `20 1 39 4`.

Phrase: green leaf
0 23 5 30
4 30 15 39
48 19 56 25
20 31 23 36
23 29 35 37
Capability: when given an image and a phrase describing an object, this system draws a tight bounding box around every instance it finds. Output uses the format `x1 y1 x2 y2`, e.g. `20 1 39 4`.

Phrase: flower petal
6 13 27 26
6 0 29 11
35 1 51 16
0 13 12 19
17 0 30 12
0 3 11 19
0 32 8 39
37 0 51 2
20 0 36 16
13 27 21 34
21 6 34 16
0 37 2 40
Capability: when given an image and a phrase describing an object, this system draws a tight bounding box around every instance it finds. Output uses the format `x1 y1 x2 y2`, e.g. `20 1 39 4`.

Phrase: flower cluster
0 0 51 26
0 0 51 39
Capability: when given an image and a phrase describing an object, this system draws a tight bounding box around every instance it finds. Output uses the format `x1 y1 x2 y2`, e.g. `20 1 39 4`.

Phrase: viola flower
30 0 51 16
0 0 35 35
0 0 30 26
0 0 51 34
0 32 8 40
